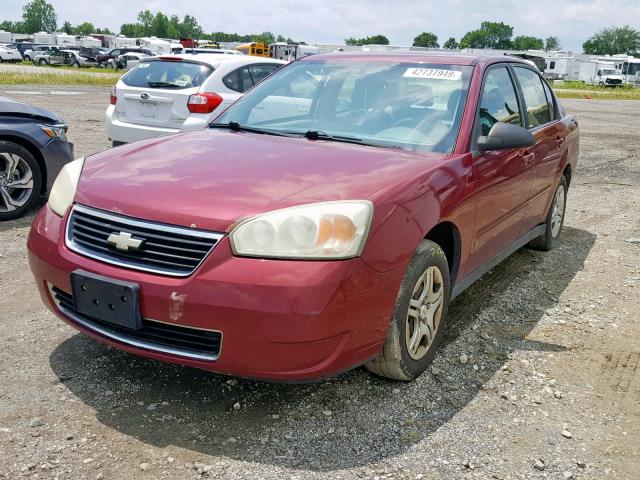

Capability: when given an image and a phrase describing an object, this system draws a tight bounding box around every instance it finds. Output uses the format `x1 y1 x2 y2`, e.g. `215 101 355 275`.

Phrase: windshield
214 59 473 153
122 60 214 89
601 69 621 75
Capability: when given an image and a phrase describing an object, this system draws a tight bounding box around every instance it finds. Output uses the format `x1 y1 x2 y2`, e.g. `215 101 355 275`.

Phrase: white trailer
612 55 640 86
269 43 319 61
33 32 56 45
55 33 78 47
77 36 101 48
542 54 572 80
0 30 11 43
137 37 172 54
109 36 136 49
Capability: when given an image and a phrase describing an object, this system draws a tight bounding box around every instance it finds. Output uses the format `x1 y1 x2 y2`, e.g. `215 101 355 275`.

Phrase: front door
466 65 534 275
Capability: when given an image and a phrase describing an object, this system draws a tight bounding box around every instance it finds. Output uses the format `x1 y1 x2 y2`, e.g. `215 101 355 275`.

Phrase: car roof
147 54 287 67
303 51 532 67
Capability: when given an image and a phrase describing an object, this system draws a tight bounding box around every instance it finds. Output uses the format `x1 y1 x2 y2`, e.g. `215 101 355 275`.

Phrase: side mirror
477 122 535 152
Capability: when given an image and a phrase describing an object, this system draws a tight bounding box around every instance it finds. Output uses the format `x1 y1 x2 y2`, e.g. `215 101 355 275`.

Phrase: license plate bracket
71 270 142 330
140 101 156 118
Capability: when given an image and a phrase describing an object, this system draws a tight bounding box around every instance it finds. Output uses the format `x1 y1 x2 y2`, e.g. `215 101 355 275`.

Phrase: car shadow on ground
49 226 596 472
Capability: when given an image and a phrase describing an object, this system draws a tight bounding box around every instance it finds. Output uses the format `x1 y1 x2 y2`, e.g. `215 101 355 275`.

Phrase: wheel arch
424 221 462 287
0 135 47 194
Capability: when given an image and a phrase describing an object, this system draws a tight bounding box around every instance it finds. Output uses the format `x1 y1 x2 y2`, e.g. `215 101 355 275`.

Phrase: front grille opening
66 205 224 277
50 285 221 361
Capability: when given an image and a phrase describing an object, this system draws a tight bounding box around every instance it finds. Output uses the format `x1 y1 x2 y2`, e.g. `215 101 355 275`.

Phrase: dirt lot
0 86 638 480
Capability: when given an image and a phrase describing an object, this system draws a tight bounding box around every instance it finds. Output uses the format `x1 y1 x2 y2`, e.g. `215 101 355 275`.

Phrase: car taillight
187 93 223 114
110 86 117 105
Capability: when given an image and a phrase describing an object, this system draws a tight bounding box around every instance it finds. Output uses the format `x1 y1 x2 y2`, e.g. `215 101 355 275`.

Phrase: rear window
122 60 214 89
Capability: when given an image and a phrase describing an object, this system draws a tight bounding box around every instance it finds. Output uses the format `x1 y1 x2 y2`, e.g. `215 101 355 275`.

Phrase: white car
106 54 286 145
0 44 22 62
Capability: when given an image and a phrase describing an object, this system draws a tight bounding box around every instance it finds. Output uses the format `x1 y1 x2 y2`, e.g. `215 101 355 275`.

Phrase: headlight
230 201 373 259
41 124 68 142
48 157 85 217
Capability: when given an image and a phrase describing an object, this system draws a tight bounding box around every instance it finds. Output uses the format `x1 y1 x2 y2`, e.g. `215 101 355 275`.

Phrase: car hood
75 129 448 232
0 96 62 124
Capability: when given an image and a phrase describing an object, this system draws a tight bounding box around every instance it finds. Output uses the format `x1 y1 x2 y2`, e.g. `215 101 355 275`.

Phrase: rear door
115 59 214 129
511 66 566 230
466 64 534 274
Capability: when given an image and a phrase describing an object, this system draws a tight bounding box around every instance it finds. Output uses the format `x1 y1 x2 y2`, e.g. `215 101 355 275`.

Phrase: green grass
0 72 117 87
551 80 640 100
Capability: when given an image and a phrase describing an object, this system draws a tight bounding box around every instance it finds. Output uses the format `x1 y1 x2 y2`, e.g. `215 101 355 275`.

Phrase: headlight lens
41 124 68 142
230 201 373 259
48 157 85 217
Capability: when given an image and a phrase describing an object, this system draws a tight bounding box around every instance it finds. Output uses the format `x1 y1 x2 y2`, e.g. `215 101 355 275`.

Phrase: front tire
366 240 451 381
0 141 42 220
528 176 567 251
38 58 47 65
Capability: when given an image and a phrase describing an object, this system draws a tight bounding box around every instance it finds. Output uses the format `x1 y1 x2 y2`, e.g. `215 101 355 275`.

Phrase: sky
1 0 640 53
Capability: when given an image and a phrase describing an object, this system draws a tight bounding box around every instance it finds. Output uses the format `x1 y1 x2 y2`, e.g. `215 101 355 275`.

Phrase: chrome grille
66 205 223 277
49 285 221 361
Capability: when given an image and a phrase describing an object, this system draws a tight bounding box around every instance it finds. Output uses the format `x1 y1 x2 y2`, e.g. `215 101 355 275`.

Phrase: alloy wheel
405 265 444 360
0 152 34 213
550 183 565 238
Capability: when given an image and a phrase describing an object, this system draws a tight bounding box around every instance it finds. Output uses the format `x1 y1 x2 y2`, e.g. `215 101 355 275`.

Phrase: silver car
44 50 97 68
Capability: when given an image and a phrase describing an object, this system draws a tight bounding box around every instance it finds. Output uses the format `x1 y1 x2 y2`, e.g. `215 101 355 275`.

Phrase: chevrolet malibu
28 53 579 381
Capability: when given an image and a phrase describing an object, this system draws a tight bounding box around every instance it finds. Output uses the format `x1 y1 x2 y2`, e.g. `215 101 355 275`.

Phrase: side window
479 66 522 136
541 80 557 121
248 64 279 85
549 61 556 69
513 66 551 128
112 50 120 56
222 67 253 93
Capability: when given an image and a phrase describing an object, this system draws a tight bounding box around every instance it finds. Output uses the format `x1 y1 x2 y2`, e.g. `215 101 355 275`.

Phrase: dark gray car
0 97 74 220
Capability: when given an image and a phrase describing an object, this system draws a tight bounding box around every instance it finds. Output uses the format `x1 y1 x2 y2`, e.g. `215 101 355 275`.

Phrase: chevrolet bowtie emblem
107 231 143 252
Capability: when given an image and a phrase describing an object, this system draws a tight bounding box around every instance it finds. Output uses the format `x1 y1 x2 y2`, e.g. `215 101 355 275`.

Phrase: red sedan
28 53 579 381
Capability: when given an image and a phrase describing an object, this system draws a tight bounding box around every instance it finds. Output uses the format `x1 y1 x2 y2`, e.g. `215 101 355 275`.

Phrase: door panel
466 65 534 275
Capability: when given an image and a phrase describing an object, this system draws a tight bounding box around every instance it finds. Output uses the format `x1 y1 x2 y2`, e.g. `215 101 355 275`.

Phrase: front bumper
28 205 403 380
41 138 74 194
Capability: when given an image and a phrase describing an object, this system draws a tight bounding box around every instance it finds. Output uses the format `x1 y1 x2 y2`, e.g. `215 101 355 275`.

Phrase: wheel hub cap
0 152 34 213
405 265 445 361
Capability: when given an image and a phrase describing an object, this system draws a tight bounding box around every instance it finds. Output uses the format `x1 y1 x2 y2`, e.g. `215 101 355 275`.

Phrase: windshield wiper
147 81 184 88
303 130 405 150
209 122 298 137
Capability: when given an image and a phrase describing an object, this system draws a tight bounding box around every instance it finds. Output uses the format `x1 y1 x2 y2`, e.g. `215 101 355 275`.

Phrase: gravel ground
0 86 638 480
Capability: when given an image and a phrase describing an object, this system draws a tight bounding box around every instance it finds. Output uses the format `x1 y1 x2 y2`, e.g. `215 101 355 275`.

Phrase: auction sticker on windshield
403 68 462 80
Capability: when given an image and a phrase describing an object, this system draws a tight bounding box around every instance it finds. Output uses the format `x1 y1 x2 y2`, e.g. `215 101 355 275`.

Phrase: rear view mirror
478 123 534 151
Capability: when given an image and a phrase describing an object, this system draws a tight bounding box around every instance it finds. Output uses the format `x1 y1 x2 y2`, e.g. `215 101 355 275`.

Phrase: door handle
555 137 565 148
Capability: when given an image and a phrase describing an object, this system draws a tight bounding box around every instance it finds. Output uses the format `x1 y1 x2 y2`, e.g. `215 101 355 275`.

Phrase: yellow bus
235 42 270 57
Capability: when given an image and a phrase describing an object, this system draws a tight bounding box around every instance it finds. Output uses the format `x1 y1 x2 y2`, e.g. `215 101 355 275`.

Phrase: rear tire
528 176 567 251
0 141 42 221
366 240 451 381
38 59 47 65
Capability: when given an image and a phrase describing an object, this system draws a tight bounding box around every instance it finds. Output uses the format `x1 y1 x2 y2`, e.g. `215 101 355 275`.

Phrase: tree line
349 22 640 56
2 0 639 56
